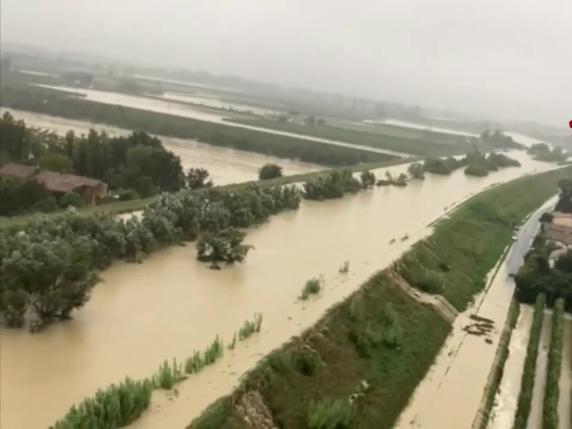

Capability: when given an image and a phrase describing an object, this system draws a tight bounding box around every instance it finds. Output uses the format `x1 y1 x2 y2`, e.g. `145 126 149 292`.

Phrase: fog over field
1 0 570 127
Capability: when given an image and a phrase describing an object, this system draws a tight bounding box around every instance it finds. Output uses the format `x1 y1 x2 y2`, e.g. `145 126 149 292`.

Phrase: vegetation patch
513 293 546 429
299 277 322 300
542 297 565 429
401 167 572 311
238 313 263 341
190 276 451 429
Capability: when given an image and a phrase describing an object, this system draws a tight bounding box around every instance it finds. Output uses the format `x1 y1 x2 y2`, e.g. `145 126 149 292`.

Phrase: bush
60 192 84 208
258 163 283 180
465 164 490 177
306 398 354 429
293 349 320 376
155 359 184 389
299 278 322 300
238 313 263 340
52 377 154 428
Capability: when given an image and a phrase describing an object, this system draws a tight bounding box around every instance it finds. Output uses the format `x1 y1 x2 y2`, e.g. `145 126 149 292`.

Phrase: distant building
546 212 572 246
0 163 108 205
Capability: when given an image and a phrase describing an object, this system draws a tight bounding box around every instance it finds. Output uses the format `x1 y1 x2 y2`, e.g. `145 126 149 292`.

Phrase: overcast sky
1 0 570 127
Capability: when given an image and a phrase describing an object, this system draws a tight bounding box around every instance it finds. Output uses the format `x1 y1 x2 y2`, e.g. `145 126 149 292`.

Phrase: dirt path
487 305 534 429
559 317 572 429
528 312 552 428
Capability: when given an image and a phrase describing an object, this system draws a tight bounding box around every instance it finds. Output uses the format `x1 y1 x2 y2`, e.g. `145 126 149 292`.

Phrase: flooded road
0 152 557 429
32 84 410 157
0 108 320 185
528 312 552 428
487 305 534 429
395 194 557 429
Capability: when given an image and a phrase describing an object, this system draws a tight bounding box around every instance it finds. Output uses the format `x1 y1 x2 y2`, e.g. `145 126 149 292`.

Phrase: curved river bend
0 152 557 429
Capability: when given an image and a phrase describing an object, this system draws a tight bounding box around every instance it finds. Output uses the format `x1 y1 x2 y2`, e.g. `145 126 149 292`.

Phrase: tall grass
299 277 322 300
155 358 185 389
306 398 355 429
53 377 154 428
513 293 546 429
185 335 225 374
238 313 263 341
542 298 565 429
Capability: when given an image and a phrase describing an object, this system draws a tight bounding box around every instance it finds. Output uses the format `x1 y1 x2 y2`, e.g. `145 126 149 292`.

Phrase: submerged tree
258 163 283 180
408 162 425 180
360 170 376 189
196 228 253 269
186 168 213 190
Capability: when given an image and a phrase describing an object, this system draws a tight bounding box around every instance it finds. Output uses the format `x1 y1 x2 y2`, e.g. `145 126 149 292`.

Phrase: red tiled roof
0 163 38 179
33 171 105 193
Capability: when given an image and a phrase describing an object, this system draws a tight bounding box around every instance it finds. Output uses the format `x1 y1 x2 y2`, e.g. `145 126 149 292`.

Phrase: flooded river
32 84 410 157
0 108 319 185
0 152 557 429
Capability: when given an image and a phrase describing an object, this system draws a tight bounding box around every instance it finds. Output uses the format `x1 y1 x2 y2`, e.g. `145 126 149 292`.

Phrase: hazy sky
2 0 570 127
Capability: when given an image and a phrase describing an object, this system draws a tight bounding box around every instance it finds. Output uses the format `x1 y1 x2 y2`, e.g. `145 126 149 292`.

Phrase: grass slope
404 166 572 311
190 275 450 429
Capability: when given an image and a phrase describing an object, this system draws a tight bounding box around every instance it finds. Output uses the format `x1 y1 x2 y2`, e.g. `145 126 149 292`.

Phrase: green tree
39 153 73 173
258 163 283 180
360 170 376 189
186 168 213 189
196 228 252 269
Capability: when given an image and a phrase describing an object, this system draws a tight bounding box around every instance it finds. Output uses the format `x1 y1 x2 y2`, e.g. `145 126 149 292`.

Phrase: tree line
0 184 301 330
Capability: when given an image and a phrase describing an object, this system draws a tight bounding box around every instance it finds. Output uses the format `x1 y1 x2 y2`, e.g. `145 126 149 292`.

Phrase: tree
360 170 376 189
258 163 283 180
408 163 425 179
186 168 213 190
39 153 73 173
196 228 253 269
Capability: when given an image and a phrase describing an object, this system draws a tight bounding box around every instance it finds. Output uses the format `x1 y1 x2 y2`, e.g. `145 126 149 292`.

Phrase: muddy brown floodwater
0 152 557 429
487 305 533 429
0 108 320 185
528 312 553 428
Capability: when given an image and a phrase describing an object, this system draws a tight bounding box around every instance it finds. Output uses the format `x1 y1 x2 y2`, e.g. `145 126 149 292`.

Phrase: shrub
339 260 350 274
59 192 84 208
306 398 355 429
238 313 263 340
293 349 320 376
155 359 184 389
52 377 154 428
258 163 283 180
299 278 322 300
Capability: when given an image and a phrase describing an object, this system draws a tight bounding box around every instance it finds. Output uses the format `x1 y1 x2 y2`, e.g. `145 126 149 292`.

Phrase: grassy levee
401 166 572 311
190 275 451 429
542 298 565 429
474 299 521 429
0 83 396 167
0 157 410 229
229 117 471 156
513 293 546 429
190 168 572 428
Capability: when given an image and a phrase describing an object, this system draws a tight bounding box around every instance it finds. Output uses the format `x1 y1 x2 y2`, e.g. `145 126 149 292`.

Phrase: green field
230 116 474 156
0 82 396 167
